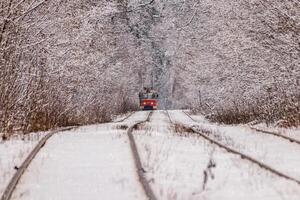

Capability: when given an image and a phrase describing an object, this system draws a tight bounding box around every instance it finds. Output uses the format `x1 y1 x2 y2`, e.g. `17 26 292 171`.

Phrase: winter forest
1 0 299 137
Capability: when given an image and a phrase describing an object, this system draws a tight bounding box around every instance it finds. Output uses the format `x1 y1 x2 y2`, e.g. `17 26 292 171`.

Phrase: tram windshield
142 93 158 99
140 93 158 99
139 87 159 100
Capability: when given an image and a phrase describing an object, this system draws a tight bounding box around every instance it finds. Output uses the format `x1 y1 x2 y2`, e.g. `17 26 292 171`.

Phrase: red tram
139 87 158 110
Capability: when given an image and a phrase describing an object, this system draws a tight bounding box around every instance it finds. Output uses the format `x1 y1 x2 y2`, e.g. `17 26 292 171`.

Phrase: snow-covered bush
0 0 139 137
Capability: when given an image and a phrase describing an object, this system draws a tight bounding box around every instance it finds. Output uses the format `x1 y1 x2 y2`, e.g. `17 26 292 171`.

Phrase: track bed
1 110 300 200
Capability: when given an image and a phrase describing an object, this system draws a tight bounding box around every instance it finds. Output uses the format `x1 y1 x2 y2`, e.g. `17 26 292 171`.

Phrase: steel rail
249 126 300 146
115 111 136 123
182 110 300 146
182 110 197 122
127 111 157 200
1 127 76 200
165 109 173 123
167 110 300 186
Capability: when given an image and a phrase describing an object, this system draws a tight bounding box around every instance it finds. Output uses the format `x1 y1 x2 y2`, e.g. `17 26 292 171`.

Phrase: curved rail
249 126 300 145
182 110 197 122
165 109 173 123
1 111 148 200
182 110 300 146
1 127 75 200
115 111 136 123
167 110 300 186
127 111 156 200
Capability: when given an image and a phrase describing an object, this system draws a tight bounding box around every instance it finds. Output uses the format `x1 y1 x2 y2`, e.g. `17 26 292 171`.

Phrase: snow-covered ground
1 110 300 200
0 112 148 199
11 125 146 200
134 111 300 199
112 112 134 122
0 132 47 197
252 124 300 141
112 111 149 125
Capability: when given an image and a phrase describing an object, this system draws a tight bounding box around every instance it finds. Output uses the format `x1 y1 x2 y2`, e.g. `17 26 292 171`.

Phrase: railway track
182 110 300 146
0 126 76 200
115 111 136 123
127 111 157 200
1 111 140 200
249 126 300 145
181 110 197 122
167 110 300 186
